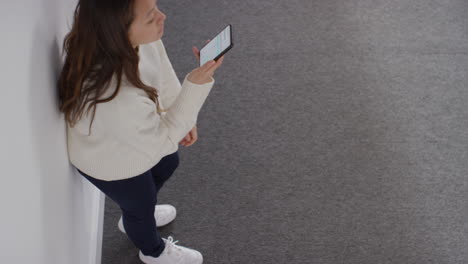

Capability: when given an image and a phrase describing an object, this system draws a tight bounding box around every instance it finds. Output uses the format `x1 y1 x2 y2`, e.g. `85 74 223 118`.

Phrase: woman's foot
118 204 177 233
139 236 203 264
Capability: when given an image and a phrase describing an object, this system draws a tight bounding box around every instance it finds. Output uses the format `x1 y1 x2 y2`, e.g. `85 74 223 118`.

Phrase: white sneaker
118 204 177 233
138 236 203 264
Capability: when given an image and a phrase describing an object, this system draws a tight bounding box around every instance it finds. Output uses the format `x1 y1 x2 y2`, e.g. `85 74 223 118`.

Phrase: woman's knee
120 194 157 220
121 204 156 221
116 173 158 213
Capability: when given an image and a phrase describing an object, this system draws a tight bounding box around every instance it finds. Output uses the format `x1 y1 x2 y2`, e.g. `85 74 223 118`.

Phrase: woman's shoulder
138 40 163 61
138 39 170 66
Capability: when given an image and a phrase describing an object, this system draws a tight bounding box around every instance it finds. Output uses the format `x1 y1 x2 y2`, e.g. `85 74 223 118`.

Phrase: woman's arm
153 39 182 109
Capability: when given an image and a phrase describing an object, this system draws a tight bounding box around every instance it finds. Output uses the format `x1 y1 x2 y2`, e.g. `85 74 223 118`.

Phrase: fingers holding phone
192 39 210 62
198 24 233 67
205 55 224 75
187 56 224 85
187 24 233 85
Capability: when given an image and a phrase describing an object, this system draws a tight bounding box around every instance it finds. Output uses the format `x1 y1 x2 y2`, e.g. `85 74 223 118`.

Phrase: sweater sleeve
124 73 215 154
153 39 182 109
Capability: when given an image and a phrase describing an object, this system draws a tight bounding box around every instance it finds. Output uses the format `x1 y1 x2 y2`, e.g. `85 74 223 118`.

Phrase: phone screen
199 25 233 67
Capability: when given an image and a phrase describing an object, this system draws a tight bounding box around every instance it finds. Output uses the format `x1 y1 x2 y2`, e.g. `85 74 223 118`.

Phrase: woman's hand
179 125 198 147
192 39 211 62
187 39 225 85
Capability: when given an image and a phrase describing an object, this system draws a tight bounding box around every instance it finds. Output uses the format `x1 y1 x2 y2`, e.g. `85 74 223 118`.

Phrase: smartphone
199 24 233 67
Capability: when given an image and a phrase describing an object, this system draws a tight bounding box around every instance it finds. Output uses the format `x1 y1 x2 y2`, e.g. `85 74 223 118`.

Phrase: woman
57 0 224 263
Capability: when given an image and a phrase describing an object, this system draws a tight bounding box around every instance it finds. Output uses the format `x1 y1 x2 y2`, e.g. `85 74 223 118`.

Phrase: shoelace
165 236 182 256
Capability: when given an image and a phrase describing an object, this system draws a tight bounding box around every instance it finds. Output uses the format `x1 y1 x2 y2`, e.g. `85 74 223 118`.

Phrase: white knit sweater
66 39 215 181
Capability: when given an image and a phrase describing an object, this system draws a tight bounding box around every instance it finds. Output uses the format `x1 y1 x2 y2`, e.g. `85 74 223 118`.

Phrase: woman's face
128 0 166 48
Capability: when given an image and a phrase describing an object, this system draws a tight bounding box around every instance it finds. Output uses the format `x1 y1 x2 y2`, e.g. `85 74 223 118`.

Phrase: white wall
0 1 104 263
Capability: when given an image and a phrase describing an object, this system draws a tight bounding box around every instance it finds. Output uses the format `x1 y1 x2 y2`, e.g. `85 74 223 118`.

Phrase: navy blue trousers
76 151 180 257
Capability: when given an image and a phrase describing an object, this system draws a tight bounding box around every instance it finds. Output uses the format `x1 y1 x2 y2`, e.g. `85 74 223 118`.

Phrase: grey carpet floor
102 0 468 263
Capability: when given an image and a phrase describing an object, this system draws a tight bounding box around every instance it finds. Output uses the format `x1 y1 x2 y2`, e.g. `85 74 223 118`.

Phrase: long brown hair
58 0 166 136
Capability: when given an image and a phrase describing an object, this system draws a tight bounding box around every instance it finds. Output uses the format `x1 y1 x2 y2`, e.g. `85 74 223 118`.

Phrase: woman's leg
77 168 165 258
151 151 180 193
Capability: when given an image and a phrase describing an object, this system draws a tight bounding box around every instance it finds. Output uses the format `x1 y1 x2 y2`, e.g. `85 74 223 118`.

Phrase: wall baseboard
89 187 105 264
